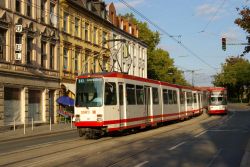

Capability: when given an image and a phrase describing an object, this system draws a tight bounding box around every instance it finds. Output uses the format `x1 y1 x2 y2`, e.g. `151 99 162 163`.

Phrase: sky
104 0 250 86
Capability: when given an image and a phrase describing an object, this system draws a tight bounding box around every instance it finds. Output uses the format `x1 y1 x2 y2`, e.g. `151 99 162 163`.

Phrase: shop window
4 87 21 125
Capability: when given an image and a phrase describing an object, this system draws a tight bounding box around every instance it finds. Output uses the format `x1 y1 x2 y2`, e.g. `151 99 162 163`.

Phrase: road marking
207 129 248 132
194 130 207 138
134 161 149 167
207 149 222 167
168 141 186 151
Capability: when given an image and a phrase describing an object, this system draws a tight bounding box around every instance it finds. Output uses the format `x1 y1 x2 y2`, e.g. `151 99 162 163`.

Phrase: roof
77 72 201 90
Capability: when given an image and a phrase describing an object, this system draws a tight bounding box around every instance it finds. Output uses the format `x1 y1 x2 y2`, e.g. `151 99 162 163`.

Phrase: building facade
59 0 111 96
107 3 147 78
0 0 147 128
0 0 60 127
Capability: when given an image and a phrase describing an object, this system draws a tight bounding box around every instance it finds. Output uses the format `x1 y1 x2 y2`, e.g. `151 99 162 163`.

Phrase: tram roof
77 72 200 91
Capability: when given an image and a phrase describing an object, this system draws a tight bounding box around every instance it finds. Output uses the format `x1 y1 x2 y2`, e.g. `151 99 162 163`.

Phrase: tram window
173 90 177 104
126 84 136 105
193 93 197 103
136 85 144 105
119 84 123 105
163 89 169 104
152 87 159 104
180 91 184 104
104 82 117 105
187 92 193 105
168 90 173 104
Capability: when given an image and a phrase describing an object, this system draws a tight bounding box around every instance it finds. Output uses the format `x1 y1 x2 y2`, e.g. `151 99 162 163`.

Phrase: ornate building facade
0 0 147 128
0 0 60 126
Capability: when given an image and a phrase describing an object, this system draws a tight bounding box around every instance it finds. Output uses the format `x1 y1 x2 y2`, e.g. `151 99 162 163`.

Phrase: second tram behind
208 87 227 115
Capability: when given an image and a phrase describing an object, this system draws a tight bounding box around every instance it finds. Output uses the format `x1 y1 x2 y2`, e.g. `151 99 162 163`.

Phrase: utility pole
184 69 201 87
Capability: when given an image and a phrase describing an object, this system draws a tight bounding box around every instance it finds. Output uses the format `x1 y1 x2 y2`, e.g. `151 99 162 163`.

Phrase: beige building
0 0 148 128
59 0 111 97
0 0 60 127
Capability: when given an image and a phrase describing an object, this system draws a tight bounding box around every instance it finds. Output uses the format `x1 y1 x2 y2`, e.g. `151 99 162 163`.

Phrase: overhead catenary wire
118 0 218 71
198 0 226 33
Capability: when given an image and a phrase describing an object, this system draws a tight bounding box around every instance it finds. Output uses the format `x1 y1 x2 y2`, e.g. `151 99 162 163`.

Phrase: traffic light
222 37 226 51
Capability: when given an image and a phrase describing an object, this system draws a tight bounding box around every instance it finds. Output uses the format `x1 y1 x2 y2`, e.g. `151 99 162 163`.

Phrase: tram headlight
97 114 103 122
75 114 80 122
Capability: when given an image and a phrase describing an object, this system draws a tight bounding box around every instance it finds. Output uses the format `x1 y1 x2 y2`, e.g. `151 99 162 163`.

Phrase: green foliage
235 7 250 54
213 56 250 100
121 13 188 85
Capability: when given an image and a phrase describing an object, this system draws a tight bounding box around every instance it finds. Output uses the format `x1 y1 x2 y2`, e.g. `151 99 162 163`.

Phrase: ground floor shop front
0 72 60 127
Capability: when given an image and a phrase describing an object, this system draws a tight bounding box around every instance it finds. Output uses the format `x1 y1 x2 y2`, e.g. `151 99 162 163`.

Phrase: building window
27 37 33 64
87 2 91 10
41 0 46 23
41 41 46 68
102 31 107 47
75 50 79 72
15 33 22 44
93 27 97 44
85 23 89 41
93 56 97 73
50 2 55 26
16 0 21 13
112 59 117 71
0 30 5 60
113 34 117 49
50 44 55 69
102 58 108 71
63 48 68 70
27 0 32 17
85 54 89 73
63 12 69 32
75 18 80 37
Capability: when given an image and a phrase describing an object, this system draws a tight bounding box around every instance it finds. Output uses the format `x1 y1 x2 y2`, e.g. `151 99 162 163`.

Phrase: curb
241 138 250 167
0 128 76 143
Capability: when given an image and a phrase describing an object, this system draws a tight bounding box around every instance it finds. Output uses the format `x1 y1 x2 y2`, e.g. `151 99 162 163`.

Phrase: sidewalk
229 103 250 167
0 122 77 142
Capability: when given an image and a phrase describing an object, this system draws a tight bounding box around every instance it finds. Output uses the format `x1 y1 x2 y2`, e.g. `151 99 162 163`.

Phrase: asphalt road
1 110 250 167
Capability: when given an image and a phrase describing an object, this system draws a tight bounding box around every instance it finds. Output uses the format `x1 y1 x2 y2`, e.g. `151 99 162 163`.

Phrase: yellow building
59 0 111 97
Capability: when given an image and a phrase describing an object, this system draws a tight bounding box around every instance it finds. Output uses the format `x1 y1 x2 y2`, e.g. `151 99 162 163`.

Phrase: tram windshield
209 96 227 105
75 78 103 107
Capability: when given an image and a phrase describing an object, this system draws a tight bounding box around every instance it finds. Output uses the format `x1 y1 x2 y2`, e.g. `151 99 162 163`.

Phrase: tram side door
144 86 151 124
118 83 125 128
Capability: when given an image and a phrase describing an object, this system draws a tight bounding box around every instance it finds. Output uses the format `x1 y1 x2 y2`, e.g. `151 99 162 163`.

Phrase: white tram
74 72 207 138
208 87 227 115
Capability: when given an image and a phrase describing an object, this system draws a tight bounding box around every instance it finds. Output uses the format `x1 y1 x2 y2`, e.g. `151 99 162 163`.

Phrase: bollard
24 121 26 135
13 119 15 131
50 117 52 131
32 117 34 131
71 116 72 129
64 117 66 124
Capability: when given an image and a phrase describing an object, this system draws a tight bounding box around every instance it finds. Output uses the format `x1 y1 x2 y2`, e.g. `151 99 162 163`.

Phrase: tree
235 7 250 55
213 56 250 102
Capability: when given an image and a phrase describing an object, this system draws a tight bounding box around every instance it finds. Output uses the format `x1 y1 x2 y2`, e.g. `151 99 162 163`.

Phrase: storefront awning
61 83 75 95
56 96 74 107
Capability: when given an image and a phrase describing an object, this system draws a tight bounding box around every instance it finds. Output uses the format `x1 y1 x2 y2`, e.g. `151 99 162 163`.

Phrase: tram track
0 112 230 167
